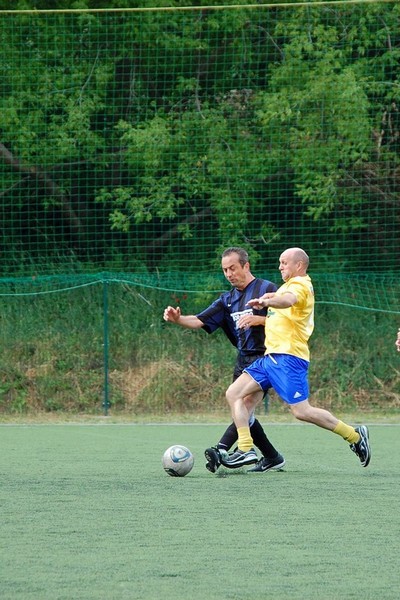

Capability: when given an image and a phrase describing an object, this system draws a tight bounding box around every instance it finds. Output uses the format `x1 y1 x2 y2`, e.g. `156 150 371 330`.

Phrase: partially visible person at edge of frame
222 247 371 470
396 328 400 352
163 246 285 474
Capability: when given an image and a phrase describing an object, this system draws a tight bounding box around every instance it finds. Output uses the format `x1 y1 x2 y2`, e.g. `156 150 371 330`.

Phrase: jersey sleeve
285 278 309 307
196 297 226 334
196 294 238 347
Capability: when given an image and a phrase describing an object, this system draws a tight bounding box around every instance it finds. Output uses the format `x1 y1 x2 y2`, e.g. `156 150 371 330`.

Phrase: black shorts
233 353 265 381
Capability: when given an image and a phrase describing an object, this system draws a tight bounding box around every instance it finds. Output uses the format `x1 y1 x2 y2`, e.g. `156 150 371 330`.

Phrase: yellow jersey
264 275 314 361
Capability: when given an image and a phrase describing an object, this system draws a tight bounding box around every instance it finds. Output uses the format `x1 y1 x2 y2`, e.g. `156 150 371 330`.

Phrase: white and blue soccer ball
162 445 194 477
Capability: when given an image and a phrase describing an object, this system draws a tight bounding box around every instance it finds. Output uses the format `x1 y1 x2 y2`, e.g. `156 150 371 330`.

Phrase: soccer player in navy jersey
163 247 285 473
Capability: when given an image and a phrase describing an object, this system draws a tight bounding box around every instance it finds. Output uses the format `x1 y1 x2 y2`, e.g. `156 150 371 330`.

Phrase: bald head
279 247 309 281
286 247 309 266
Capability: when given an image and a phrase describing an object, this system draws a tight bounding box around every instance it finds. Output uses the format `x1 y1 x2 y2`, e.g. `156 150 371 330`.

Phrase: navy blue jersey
196 278 277 355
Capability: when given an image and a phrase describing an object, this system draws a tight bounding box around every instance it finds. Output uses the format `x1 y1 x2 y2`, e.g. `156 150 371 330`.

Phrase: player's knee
290 402 311 421
225 385 235 406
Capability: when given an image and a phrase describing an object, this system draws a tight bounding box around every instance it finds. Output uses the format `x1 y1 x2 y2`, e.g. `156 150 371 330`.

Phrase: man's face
221 253 249 290
278 251 299 281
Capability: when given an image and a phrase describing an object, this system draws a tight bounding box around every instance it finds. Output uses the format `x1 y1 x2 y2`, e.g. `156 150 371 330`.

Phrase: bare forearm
248 292 297 310
264 293 296 309
163 306 204 329
175 315 204 329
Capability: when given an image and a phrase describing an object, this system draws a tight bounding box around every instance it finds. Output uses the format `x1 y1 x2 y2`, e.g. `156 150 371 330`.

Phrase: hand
237 314 266 329
396 328 400 352
247 292 276 310
163 306 181 323
247 298 265 310
237 314 255 330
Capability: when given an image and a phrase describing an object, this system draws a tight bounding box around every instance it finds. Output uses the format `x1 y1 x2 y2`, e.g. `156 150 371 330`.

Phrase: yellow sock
237 427 254 452
333 420 360 444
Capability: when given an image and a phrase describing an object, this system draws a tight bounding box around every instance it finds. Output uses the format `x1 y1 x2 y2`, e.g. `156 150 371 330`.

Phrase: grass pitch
1 422 398 600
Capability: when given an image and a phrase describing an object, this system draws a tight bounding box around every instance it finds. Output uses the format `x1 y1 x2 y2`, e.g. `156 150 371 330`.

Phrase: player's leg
289 400 339 429
248 417 286 472
204 412 283 473
204 423 237 473
204 390 255 472
204 401 256 473
290 400 371 467
271 354 371 468
244 390 285 472
214 422 237 452
227 372 259 428
205 357 284 473
223 369 267 467
204 356 265 473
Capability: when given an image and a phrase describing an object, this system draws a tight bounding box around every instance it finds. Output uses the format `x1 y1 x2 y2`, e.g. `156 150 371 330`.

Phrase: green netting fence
0 3 399 414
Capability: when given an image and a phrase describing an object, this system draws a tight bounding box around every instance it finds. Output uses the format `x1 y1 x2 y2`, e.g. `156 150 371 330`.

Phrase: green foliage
0 4 399 276
256 19 372 225
0 287 398 415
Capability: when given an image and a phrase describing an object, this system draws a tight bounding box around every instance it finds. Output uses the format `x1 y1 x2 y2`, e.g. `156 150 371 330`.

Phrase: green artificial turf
1 422 398 600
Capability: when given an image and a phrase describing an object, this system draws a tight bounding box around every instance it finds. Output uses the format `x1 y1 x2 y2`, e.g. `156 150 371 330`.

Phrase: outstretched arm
163 306 204 329
247 291 297 310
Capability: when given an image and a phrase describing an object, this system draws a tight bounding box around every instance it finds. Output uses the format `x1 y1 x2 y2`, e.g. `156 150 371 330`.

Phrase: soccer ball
162 445 194 477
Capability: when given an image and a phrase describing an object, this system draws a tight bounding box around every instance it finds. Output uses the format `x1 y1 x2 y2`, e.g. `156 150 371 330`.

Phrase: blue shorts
244 354 309 405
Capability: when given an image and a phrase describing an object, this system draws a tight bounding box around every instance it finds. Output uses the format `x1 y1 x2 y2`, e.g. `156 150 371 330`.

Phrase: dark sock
250 419 279 459
217 422 238 451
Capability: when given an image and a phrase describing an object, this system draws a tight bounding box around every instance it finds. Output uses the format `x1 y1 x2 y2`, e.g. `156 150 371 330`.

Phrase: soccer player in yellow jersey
223 247 371 469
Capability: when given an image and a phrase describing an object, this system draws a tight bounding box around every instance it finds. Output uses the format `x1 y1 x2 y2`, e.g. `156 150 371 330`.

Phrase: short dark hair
221 247 249 267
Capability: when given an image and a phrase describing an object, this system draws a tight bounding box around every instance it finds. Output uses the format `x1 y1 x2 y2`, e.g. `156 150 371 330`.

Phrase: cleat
247 453 286 473
350 425 371 467
221 448 258 469
204 447 221 473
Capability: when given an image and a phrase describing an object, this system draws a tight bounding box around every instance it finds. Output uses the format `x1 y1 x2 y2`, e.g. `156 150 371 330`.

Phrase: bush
0 287 399 414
